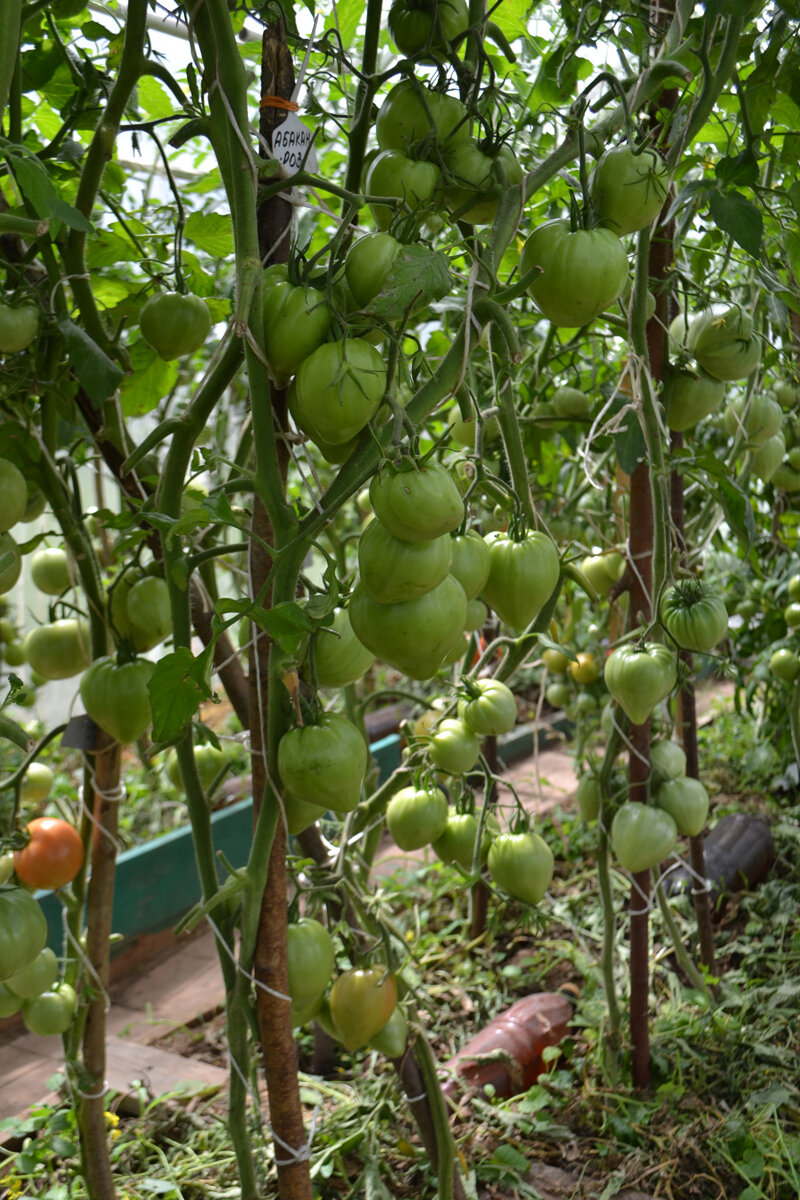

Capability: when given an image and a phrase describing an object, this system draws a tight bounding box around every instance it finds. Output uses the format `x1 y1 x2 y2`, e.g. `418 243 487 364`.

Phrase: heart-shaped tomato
611 802 677 872
487 831 554 905
604 642 677 726
655 777 709 837
328 968 397 1051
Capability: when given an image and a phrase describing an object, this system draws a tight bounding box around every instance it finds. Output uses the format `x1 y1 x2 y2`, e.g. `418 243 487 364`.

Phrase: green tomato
388 0 469 57
285 794 327 835
667 369 725 433
774 380 800 410
580 552 624 598
480 530 560 631
769 648 800 682
576 774 601 821
487 831 554 905
345 232 402 309
79 657 155 744
166 744 226 793
376 81 469 155
30 548 72 595
686 307 761 382
521 220 628 328
328 968 397 1052
590 145 668 236
604 642 677 726
611 803 677 872
0 853 13 884
21 485 47 523
369 461 464 542
0 532 21 593
545 681 572 709
655 777 709 838
0 981 22 1017
542 647 570 674
287 918 335 1014
20 762 54 804
660 579 728 653
788 574 800 603
312 607 375 689
125 576 173 651
3 641 25 668
649 739 686 788
463 598 488 632
139 292 211 361
458 678 517 737
752 432 786 483
723 394 783 447
349 574 467 680
6 946 59 998
22 982 77 1036
552 386 591 419
278 713 367 814
358 520 453 604
432 808 496 871
24 619 91 680
0 302 39 353
784 602 800 627
773 464 800 493
428 717 481 775
0 887 48 981
290 339 386 447
442 141 523 226
365 150 440 229
262 265 331 383
370 1004 408 1058
449 531 491 600
386 784 448 850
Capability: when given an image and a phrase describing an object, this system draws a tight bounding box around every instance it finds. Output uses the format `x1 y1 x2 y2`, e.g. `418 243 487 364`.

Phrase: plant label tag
272 112 317 174
61 714 99 751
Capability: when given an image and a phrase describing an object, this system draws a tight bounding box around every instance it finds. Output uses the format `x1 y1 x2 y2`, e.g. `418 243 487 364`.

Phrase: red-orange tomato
14 818 84 890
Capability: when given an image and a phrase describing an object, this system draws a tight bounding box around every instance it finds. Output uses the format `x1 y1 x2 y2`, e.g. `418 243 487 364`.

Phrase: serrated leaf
148 647 214 743
184 211 234 258
490 0 530 42
137 73 175 120
57 317 124 405
708 189 763 257
119 341 179 416
250 600 317 657
368 246 451 321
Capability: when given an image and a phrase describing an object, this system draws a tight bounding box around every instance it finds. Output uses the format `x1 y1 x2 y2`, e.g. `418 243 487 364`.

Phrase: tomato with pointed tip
329 968 397 1051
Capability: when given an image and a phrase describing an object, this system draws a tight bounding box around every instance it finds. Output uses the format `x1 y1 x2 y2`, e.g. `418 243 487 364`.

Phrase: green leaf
685 455 755 553
57 317 124 405
46 196 93 232
368 246 451 321
250 600 317 657
708 189 763 257
148 647 214 743
714 150 759 187
490 0 530 42
137 73 175 120
184 211 235 258
491 1143 529 1173
119 341 179 416
324 0 362 48
614 410 646 475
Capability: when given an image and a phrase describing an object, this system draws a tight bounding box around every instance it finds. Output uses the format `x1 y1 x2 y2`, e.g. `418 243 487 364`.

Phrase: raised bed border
36 717 572 954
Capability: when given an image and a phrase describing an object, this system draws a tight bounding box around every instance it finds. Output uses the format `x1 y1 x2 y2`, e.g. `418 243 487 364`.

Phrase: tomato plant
6 946 59 998
365 150 440 228
442 141 523 225
262 265 331 382
290 339 387 447
20 762 54 805
432 808 496 871
278 713 367 814
139 292 211 361
311 608 375 689
388 0 469 57
666 369 725 433
375 80 469 154
14 817 84 890
428 717 481 775
576 775 600 821
449 531 491 599
345 232 402 309
386 784 448 850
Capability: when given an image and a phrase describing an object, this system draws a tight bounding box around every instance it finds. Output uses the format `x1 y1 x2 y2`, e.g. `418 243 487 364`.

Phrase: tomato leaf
148 647 214 743
184 211 235 258
708 189 763 258
56 317 124 405
251 601 319 657
367 246 451 321
119 341 179 416
613 410 646 475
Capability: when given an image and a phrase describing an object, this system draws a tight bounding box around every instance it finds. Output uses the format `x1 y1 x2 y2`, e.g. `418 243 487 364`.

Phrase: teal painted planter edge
36 719 567 952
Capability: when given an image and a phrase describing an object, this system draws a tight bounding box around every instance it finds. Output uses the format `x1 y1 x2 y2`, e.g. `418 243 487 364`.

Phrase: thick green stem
343 0 383 203
0 0 22 130
655 881 711 997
